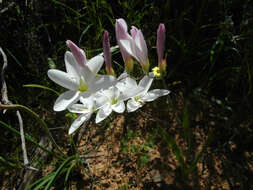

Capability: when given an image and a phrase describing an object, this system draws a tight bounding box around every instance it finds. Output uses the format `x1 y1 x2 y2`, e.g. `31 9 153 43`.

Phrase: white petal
92 93 108 110
68 103 90 114
135 30 148 63
116 77 142 101
138 74 154 94
116 76 137 92
64 51 80 77
80 94 101 111
117 72 128 81
65 51 96 85
48 69 78 90
68 113 92 135
127 99 142 112
119 39 136 58
141 89 170 102
112 101 125 113
120 86 144 101
91 75 116 92
95 104 112 123
86 55 104 75
53 91 80 111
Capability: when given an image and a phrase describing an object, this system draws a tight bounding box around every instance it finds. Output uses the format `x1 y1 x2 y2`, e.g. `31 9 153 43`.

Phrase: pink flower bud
66 40 87 67
103 31 115 76
157 24 166 66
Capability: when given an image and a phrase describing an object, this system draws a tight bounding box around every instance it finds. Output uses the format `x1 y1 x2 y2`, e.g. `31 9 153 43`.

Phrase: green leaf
64 160 77 186
0 156 19 168
25 172 55 190
45 156 76 190
23 84 60 96
159 126 186 170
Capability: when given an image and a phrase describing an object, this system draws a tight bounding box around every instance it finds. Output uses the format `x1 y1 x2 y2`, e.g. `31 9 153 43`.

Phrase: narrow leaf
23 84 60 96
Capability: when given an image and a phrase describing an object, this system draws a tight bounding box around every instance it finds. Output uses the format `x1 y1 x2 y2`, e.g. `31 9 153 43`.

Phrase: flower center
134 96 140 102
78 77 88 92
111 97 118 105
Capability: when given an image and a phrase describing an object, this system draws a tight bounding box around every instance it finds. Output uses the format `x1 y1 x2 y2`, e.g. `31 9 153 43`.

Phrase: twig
0 103 65 156
0 46 39 172
17 110 29 166
0 46 10 105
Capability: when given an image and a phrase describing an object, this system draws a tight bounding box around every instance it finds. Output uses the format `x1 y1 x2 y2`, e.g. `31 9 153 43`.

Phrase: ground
2 96 253 190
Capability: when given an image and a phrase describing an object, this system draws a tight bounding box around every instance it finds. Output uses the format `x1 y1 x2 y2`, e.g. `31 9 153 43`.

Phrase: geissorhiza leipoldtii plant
47 18 170 135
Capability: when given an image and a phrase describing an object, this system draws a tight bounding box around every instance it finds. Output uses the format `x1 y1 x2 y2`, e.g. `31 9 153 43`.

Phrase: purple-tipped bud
66 40 87 67
115 18 133 73
103 31 115 76
157 24 166 66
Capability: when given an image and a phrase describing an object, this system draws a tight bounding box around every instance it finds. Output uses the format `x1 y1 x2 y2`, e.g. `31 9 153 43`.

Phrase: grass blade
45 156 76 190
25 172 55 190
23 84 60 96
159 126 186 170
79 24 93 45
0 156 19 168
64 159 77 187
49 0 81 16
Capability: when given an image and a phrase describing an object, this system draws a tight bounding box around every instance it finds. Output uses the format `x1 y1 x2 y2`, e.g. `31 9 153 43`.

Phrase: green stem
0 103 65 156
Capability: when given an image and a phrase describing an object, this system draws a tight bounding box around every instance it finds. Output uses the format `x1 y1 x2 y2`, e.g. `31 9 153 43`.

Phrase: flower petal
117 72 128 81
141 89 170 102
86 55 104 75
112 101 125 113
138 74 154 94
91 75 116 92
68 113 92 135
116 18 128 33
95 103 112 123
127 99 142 112
116 74 143 100
66 40 87 67
119 39 135 58
136 29 148 63
68 103 90 114
115 18 133 63
53 91 80 111
64 51 80 77
121 86 144 101
130 26 138 38
116 76 137 91
48 69 78 91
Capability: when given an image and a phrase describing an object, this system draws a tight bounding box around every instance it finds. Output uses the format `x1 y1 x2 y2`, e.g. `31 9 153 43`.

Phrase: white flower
95 75 143 123
48 51 115 111
68 94 106 134
127 73 170 112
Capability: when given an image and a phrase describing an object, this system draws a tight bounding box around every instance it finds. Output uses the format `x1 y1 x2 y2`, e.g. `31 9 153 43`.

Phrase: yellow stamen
78 77 88 92
111 97 118 105
152 66 161 77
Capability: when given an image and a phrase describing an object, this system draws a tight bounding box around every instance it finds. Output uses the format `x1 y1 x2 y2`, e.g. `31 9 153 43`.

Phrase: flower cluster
48 18 170 135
